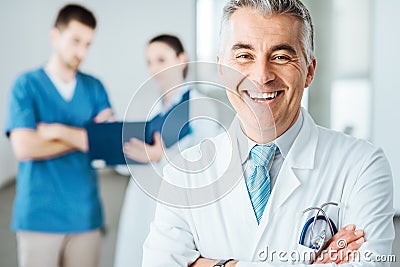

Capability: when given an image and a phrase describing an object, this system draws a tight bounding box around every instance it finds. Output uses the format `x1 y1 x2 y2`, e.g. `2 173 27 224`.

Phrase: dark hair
54 4 96 30
148 34 188 78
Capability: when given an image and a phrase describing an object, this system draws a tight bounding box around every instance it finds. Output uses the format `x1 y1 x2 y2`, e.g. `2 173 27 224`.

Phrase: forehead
61 20 94 37
147 42 176 56
223 8 303 50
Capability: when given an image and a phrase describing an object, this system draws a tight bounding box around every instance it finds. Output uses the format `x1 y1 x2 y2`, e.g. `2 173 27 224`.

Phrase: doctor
142 0 395 266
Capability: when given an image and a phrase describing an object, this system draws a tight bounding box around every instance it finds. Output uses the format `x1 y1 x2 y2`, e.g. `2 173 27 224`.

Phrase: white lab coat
114 88 222 267
142 109 395 267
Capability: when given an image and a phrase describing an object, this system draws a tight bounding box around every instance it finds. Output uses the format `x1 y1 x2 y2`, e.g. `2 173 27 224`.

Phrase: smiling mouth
246 91 282 103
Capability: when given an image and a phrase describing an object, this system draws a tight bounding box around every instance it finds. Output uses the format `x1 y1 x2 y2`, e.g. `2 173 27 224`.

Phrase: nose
77 44 89 60
148 64 159 77
249 58 275 86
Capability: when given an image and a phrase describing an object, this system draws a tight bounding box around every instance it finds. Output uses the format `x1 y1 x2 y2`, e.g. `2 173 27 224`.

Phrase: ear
178 52 188 64
304 57 317 88
50 27 59 45
216 55 223 76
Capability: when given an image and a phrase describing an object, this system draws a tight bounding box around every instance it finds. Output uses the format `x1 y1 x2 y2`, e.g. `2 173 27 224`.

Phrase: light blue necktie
246 144 277 224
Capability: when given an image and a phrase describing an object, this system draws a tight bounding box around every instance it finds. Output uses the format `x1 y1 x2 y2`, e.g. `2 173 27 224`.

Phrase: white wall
0 0 196 186
329 0 372 140
371 0 400 214
303 0 334 128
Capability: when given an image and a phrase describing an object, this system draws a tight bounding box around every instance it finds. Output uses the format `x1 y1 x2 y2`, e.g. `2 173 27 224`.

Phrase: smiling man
142 1 394 267
220 10 315 144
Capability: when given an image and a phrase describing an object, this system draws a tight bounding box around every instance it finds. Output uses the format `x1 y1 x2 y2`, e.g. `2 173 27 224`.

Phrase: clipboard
86 121 149 165
86 91 191 166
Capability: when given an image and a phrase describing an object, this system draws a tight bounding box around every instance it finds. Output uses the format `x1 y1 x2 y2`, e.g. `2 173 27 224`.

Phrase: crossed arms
10 108 113 161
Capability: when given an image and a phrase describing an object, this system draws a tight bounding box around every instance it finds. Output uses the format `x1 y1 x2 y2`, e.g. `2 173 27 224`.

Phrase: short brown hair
54 4 96 30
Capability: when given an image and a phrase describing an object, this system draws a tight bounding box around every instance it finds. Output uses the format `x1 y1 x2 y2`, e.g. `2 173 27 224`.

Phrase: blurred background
0 0 398 266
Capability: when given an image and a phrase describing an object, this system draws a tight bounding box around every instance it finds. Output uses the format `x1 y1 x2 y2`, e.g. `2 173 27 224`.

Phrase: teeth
248 91 278 100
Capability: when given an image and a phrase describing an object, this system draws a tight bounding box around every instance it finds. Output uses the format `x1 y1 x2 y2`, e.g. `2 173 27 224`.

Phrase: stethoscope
299 202 339 251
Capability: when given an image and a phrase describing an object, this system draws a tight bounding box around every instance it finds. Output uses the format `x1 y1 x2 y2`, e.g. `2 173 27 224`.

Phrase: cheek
279 67 308 94
148 63 165 76
226 90 251 116
226 90 237 104
226 90 243 110
147 67 157 77
57 43 69 57
60 41 75 55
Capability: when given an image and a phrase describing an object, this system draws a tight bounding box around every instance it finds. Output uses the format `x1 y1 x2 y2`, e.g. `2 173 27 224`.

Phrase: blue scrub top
5 68 111 233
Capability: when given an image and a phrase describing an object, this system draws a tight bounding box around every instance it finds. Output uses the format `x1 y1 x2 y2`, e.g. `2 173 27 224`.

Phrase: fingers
153 132 161 140
123 134 164 163
314 224 365 264
124 138 142 151
123 137 160 163
128 137 143 145
336 237 365 264
153 132 163 146
329 225 364 251
316 237 365 264
149 133 164 162
93 108 114 123
189 257 220 267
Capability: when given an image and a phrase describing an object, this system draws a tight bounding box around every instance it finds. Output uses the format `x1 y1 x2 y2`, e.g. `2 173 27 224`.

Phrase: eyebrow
270 44 297 55
231 42 298 56
231 43 254 51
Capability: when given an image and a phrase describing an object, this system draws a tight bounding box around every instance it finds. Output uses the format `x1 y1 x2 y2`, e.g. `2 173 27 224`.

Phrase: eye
271 54 291 64
237 54 249 59
235 53 253 63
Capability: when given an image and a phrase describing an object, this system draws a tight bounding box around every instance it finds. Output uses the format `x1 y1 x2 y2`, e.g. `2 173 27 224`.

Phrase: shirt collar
237 109 304 164
160 86 190 114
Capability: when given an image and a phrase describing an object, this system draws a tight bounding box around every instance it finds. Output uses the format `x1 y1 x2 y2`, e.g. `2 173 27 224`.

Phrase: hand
93 108 115 123
37 123 64 140
123 132 164 163
37 123 88 152
313 224 365 264
190 257 237 267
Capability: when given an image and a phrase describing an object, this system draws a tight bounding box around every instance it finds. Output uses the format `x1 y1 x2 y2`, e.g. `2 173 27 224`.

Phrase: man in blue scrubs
5 4 113 267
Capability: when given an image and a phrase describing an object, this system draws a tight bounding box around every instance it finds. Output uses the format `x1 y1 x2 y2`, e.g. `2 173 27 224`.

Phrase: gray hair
219 0 314 64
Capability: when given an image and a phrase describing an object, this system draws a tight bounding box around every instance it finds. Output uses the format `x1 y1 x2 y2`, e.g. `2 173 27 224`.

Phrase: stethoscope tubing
299 215 338 248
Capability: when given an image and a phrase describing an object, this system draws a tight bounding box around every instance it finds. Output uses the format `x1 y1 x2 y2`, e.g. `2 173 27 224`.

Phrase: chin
240 114 277 137
65 63 78 71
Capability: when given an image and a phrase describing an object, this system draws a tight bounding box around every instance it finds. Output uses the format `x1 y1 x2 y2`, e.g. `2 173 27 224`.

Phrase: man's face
217 8 316 142
52 20 95 71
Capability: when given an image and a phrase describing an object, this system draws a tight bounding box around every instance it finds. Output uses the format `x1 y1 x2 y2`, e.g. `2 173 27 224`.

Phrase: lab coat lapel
269 110 318 213
253 159 301 248
222 157 259 229
223 118 260 229
253 110 319 251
